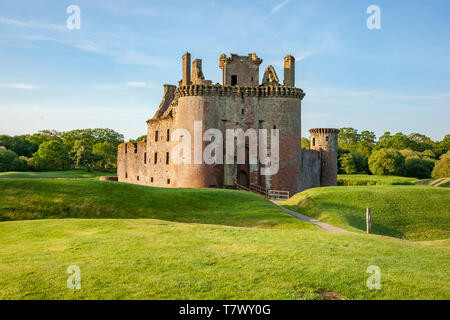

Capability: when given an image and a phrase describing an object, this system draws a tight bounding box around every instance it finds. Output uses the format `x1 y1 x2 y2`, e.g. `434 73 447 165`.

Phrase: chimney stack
283 55 295 87
182 52 191 86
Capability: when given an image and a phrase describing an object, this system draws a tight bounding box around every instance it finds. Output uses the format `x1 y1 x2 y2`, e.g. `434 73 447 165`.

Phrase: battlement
174 84 305 98
309 128 340 134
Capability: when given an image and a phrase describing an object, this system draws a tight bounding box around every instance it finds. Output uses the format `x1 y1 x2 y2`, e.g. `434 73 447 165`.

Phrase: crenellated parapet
309 128 340 134
174 84 305 99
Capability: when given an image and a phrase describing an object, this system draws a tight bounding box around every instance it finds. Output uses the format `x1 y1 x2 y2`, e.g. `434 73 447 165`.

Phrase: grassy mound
0 219 448 299
0 170 115 180
337 174 416 186
281 186 450 240
0 179 312 230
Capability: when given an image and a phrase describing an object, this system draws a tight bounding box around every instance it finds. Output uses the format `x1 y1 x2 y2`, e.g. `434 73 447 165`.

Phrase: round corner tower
309 128 339 187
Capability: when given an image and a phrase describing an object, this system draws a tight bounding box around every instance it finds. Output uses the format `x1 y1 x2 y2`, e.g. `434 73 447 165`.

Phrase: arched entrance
237 170 249 188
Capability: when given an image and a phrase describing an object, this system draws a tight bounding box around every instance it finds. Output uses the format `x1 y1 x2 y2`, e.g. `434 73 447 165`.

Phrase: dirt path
278 206 349 233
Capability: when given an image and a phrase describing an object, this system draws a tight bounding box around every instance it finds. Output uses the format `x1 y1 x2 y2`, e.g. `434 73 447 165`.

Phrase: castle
117 52 339 197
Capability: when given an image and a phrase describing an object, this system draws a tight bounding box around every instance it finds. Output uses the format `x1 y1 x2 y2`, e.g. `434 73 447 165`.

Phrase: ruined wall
117 141 147 185
300 148 321 191
219 53 262 86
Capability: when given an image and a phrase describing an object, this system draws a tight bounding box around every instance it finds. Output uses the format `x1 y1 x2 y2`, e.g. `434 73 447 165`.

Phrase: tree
136 135 147 142
405 156 434 179
408 133 437 153
340 152 368 174
338 127 360 152
368 148 406 176
26 130 62 146
0 147 19 172
301 137 310 149
0 135 38 157
437 135 450 156
33 140 70 171
400 149 421 159
92 141 118 171
375 132 415 151
431 151 450 178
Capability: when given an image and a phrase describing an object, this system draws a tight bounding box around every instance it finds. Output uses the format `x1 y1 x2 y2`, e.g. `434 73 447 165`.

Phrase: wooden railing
235 183 290 201
267 190 290 201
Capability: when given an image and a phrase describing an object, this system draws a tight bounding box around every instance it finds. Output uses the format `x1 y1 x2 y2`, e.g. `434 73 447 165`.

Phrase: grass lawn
0 179 313 230
0 169 115 180
337 174 416 186
280 186 450 240
0 219 449 300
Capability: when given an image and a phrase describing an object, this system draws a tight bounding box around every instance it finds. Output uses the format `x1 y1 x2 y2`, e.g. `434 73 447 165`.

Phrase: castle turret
309 128 339 187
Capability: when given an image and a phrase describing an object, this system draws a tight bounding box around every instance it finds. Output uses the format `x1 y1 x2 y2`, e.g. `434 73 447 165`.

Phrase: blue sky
0 0 449 141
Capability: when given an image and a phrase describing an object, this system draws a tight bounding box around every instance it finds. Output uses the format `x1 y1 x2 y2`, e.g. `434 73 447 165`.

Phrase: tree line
302 128 450 179
0 129 123 172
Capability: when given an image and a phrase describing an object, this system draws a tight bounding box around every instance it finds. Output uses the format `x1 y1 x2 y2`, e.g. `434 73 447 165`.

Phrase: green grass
413 177 450 188
0 219 449 300
281 186 450 241
0 169 115 180
0 178 448 299
338 174 416 186
0 179 313 230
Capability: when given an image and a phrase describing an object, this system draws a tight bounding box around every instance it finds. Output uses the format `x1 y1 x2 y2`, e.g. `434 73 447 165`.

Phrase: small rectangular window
137 176 139 181
167 129 170 141
154 152 158 164
155 130 159 142
151 177 154 183
144 152 147 164
167 179 170 184
312 138 315 146
326 136 329 141
125 172 128 178
166 152 169 164
231 75 237 86
134 143 138 153
125 144 127 154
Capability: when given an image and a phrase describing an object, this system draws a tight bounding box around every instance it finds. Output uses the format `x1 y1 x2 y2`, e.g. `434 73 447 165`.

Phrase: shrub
405 156 434 179
431 151 450 178
340 152 369 174
368 148 406 176
11 157 28 171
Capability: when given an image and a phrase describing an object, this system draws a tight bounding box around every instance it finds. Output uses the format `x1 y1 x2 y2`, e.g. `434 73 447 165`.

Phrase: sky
0 0 449 141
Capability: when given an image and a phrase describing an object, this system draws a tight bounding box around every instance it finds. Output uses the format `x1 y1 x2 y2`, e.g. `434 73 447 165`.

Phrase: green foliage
92 141 118 171
281 186 450 240
437 135 450 155
405 156 434 179
0 169 114 179
0 135 38 157
26 130 61 146
340 152 368 174
339 154 357 174
11 157 28 171
432 151 450 178
368 148 406 176
135 135 147 142
301 137 310 149
338 127 375 157
33 140 70 171
0 148 19 172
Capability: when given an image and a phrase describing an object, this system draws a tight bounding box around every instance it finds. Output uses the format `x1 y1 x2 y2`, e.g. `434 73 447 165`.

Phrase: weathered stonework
117 52 338 196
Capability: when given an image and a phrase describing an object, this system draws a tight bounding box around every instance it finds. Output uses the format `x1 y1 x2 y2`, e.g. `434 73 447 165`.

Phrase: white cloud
271 0 291 14
4 83 39 90
0 17 66 31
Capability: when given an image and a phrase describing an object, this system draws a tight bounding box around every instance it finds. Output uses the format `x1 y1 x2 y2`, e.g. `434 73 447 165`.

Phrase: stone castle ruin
117 52 338 197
